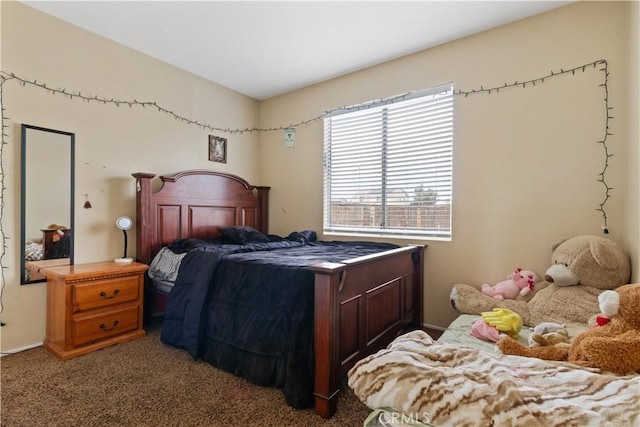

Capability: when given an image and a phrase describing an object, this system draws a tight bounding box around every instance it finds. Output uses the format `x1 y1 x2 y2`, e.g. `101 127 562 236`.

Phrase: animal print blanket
348 330 640 427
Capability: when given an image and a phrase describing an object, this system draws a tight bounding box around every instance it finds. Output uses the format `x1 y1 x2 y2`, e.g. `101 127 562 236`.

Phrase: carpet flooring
0 319 371 426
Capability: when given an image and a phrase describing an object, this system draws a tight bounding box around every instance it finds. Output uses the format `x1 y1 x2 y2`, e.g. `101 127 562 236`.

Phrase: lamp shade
116 216 133 231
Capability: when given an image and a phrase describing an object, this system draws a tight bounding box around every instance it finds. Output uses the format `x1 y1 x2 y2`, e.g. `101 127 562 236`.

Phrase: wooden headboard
132 170 270 265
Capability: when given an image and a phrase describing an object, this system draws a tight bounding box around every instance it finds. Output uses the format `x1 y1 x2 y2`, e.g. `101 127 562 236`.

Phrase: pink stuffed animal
481 268 538 301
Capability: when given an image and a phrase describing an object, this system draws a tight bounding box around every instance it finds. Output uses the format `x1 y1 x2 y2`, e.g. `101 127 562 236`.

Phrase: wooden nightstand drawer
72 305 139 346
73 275 139 312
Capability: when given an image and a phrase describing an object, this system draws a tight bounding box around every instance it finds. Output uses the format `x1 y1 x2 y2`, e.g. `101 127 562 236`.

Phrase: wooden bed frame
132 170 425 418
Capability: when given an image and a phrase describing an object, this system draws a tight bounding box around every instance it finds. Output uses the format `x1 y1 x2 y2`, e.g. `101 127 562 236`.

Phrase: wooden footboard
310 244 425 418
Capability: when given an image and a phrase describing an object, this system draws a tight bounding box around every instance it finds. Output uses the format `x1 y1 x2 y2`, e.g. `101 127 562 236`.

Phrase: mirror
20 124 75 284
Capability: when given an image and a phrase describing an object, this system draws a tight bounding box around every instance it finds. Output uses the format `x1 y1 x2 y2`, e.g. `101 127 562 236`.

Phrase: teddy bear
450 235 631 327
497 283 640 375
481 268 538 300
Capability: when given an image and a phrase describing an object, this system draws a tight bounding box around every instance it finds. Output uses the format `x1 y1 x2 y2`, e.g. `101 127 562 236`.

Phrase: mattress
437 313 587 350
151 280 174 295
437 313 531 351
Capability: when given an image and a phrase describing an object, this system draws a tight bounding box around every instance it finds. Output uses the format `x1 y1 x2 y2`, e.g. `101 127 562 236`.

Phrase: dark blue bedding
159 232 398 408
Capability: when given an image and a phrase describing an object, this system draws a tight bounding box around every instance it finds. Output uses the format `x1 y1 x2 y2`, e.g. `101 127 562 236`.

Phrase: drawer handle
99 320 119 332
99 289 120 299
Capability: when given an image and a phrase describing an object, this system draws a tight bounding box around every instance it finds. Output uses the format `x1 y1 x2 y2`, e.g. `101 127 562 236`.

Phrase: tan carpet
0 319 370 426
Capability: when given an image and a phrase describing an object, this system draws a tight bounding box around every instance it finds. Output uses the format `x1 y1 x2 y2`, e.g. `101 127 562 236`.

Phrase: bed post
255 186 270 234
132 172 155 265
413 245 426 328
310 261 345 419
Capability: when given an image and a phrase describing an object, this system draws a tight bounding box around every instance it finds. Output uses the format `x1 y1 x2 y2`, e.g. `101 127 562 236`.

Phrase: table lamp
115 216 133 264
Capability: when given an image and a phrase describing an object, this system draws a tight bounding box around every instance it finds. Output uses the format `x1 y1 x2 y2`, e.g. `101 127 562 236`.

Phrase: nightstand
25 258 70 282
40 261 148 360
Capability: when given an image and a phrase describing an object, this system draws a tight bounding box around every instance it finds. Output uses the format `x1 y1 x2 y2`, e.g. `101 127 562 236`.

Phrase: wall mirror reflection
20 124 75 284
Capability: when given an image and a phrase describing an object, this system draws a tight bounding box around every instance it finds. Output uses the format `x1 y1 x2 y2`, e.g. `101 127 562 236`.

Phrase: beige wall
259 1 637 329
0 2 260 351
1 1 638 352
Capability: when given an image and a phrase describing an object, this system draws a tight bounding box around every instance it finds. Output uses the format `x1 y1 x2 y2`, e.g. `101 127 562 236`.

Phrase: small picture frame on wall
208 135 227 163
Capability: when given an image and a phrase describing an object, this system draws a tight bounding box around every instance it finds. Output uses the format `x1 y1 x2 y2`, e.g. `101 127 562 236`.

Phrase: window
323 84 453 239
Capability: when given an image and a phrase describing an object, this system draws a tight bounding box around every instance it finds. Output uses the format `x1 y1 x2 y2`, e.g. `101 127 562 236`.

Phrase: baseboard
422 323 446 331
422 323 445 340
0 342 43 357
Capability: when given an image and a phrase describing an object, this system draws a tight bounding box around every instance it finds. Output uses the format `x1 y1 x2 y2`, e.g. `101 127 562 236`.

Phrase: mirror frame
20 124 75 285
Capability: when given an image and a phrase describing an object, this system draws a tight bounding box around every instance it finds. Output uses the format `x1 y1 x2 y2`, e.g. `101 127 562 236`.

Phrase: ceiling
22 1 573 100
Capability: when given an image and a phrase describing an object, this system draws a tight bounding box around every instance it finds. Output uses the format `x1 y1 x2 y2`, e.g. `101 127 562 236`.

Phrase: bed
348 314 639 427
132 170 425 418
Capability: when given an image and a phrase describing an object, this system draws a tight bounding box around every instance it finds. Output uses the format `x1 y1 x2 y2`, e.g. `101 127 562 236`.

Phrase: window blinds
323 84 453 238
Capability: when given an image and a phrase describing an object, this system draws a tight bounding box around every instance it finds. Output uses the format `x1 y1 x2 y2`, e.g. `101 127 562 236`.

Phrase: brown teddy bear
496 283 640 375
450 235 631 327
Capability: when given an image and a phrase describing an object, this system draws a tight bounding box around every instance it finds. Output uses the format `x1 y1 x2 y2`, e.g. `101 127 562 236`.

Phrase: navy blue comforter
160 233 398 408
